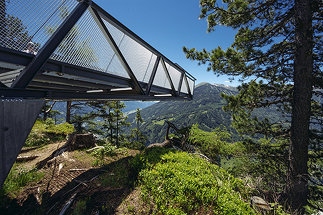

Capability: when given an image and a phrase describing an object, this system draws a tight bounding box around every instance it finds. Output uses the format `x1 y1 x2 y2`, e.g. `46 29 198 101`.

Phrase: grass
152 119 165 126
99 158 133 188
0 164 44 198
25 119 74 147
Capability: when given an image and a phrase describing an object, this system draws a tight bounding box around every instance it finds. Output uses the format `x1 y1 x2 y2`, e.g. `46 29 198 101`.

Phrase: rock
67 133 96 150
251 196 271 211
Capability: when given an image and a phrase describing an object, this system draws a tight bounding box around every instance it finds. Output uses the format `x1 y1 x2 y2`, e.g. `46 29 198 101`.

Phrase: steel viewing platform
0 0 195 100
0 0 196 186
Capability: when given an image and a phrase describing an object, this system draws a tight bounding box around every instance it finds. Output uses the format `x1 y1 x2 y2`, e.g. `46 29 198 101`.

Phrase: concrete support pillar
0 99 44 187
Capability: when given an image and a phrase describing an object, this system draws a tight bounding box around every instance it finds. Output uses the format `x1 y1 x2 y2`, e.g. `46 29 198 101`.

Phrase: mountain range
127 83 238 143
127 82 283 144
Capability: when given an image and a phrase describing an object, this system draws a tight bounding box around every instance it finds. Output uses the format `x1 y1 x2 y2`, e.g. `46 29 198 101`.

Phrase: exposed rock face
67 133 96 150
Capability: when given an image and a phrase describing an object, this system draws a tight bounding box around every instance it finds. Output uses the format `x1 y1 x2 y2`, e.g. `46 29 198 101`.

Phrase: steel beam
12 1 90 88
183 75 192 99
161 58 176 96
0 82 7 88
178 72 184 93
29 81 90 92
0 88 188 101
91 2 195 80
0 47 33 66
146 56 160 95
34 74 113 90
90 8 144 95
0 47 184 97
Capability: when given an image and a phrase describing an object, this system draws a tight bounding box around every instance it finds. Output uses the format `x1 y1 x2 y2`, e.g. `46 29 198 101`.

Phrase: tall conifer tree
184 0 322 211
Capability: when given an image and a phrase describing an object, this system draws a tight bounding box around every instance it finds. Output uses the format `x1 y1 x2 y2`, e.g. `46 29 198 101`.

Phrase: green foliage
2 14 33 49
188 124 246 161
269 203 290 215
184 0 322 210
72 199 88 215
130 147 172 179
125 129 147 150
91 142 117 158
25 119 74 147
0 164 44 198
85 101 130 147
126 83 238 144
125 108 147 150
221 137 288 198
137 150 255 214
91 141 118 167
99 164 130 188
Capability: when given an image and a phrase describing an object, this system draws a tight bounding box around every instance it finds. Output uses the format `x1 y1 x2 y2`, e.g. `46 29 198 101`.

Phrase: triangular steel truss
0 0 195 100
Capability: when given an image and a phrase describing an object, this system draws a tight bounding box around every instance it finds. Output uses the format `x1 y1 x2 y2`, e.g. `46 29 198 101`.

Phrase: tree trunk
66 101 72 123
43 101 56 121
108 107 113 144
136 121 139 141
287 0 313 211
116 110 119 147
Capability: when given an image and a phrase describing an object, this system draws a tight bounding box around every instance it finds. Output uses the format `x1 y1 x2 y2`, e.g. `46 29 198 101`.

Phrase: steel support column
0 99 45 187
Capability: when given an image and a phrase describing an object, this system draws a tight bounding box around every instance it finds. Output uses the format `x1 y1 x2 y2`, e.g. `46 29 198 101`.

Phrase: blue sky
96 0 241 86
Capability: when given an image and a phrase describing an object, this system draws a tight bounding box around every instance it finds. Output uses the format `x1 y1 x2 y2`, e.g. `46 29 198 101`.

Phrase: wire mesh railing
0 0 78 53
0 0 195 99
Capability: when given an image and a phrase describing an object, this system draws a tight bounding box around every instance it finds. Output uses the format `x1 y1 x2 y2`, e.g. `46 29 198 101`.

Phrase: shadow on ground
1 156 136 215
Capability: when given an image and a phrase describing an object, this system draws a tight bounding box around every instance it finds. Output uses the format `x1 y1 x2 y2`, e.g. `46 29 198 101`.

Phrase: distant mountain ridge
51 101 156 122
127 83 239 143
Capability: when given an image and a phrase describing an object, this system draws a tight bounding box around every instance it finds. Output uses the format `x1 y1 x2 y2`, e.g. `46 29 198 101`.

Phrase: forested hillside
127 82 281 143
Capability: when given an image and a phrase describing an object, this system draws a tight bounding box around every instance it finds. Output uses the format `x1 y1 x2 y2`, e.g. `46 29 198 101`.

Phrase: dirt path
3 143 143 215
17 142 65 171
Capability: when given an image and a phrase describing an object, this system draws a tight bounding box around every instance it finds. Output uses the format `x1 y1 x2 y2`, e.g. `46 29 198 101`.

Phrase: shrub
91 142 117 158
137 149 255 214
130 147 172 178
72 199 88 215
188 124 246 161
25 119 74 147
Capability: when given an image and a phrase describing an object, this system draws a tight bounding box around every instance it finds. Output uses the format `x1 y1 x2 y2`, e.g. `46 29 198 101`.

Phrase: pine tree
0 0 33 49
135 108 144 142
184 0 322 211
127 108 147 150
40 101 59 121
114 101 129 147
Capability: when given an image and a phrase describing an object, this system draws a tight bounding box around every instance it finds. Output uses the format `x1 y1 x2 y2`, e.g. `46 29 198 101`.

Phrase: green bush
25 119 74 147
130 147 172 178
188 124 246 161
72 199 88 215
91 142 117 158
136 149 255 214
